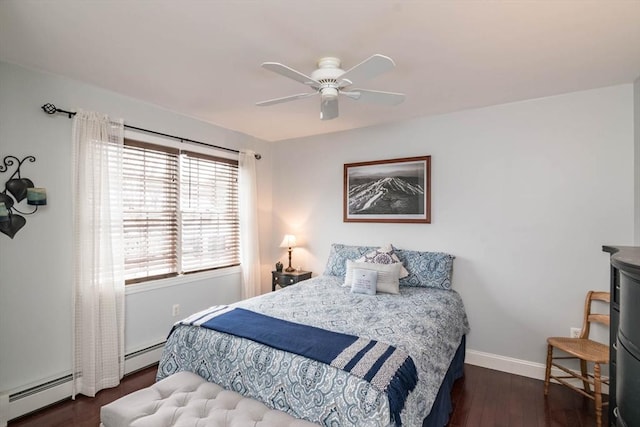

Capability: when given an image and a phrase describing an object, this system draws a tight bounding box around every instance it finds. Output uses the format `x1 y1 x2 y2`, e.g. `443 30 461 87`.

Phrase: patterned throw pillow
355 245 409 278
350 268 377 295
324 244 377 277
394 247 455 289
344 260 401 294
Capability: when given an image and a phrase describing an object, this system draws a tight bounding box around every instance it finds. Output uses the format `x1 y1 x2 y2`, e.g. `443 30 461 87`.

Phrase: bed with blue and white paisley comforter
157 274 469 427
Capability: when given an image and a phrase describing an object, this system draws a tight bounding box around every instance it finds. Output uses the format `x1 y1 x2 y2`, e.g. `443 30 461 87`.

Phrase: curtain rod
40 103 261 160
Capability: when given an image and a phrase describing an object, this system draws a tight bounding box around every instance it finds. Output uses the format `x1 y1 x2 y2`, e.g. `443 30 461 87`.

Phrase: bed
157 244 470 426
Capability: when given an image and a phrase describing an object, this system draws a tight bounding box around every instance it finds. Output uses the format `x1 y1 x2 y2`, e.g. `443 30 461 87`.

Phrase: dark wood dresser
603 245 640 427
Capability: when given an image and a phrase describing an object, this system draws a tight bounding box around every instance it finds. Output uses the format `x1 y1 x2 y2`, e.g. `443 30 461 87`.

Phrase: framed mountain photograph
343 156 431 223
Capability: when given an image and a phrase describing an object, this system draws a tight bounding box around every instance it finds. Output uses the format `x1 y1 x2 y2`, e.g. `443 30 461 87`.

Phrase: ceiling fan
256 54 405 120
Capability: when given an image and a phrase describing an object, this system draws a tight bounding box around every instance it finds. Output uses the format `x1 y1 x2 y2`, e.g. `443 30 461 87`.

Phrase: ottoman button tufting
100 371 320 427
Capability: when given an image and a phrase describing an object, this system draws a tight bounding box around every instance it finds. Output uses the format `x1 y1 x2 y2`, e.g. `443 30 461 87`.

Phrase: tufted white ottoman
100 371 319 427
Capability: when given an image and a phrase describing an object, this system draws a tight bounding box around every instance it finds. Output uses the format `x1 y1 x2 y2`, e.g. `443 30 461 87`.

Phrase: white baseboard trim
0 393 8 427
5 379 73 426
466 348 548 380
124 344 164 373
3 343 164 425
465 348 609 394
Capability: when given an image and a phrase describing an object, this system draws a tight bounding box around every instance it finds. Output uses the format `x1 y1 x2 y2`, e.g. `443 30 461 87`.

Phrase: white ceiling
1 1 640 142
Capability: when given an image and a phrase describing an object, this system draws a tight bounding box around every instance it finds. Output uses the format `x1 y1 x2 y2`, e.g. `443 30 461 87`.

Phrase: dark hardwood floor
8 364 607 427
447 366 607 427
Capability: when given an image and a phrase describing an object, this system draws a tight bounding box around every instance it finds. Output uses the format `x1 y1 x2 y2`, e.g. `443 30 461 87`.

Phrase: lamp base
285 248 295 272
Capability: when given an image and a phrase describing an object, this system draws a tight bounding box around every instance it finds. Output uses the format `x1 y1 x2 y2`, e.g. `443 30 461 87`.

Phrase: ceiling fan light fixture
257 54 404 119
321 87 338 100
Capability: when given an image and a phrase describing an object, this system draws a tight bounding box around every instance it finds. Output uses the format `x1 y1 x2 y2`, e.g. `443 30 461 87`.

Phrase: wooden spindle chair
544 291 610 427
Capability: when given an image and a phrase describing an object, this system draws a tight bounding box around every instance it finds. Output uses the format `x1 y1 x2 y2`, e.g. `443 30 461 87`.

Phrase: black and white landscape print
344 156 431 223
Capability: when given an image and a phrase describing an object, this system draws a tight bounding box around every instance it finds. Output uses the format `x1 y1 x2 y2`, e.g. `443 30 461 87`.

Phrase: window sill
125 265 242 295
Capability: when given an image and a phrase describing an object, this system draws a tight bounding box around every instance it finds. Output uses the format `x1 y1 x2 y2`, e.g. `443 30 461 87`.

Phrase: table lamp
279 234 297 272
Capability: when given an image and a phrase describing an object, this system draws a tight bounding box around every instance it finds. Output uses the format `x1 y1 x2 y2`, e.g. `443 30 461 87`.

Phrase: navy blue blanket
184 306 418 425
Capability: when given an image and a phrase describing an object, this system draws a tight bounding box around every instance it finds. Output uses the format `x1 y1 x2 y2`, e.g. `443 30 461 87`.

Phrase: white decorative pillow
345 260 401 294
350 268 377 295
355 245 409 278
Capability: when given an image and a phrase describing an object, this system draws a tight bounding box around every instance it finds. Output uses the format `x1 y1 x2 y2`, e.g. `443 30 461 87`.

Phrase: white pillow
345 260 401 294
355 245 409 279
350 268 377 295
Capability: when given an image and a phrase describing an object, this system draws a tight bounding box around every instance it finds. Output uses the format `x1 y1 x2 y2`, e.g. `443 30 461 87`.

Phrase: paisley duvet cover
157 275 469 426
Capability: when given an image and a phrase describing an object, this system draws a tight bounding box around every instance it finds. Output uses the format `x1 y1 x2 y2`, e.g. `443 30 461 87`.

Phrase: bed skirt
423 335 466 427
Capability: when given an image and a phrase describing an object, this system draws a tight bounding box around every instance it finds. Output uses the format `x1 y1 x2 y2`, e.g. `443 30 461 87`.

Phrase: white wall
0 61 274 395
271 85 635 365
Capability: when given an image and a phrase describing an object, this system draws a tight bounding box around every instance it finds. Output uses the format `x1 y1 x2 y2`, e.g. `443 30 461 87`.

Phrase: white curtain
71 110 125 398
239 150 262 298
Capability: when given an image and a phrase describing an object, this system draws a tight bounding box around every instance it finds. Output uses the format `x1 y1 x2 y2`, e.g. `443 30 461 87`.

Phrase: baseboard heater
3 341 165 425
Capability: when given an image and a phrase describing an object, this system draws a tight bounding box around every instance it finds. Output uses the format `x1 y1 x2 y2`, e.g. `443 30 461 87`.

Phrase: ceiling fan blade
256 92 317 106
343 88 405 105
339 54 396 83
337 78 354 90
320 97 339 120
261 62 320 87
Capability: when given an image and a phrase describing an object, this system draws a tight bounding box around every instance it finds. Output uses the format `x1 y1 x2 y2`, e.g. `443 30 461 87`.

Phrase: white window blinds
180 151 239 273
122 139 239 284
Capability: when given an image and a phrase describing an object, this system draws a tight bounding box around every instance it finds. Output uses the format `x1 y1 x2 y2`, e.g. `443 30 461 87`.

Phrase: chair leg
580 359 591 393
593 363 602 427
544 343 553 395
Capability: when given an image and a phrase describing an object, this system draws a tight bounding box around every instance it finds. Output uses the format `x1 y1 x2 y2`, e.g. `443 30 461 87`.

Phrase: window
123 139 239 284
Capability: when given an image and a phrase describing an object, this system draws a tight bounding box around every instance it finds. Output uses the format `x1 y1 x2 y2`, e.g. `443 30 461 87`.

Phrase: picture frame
343 156 431 223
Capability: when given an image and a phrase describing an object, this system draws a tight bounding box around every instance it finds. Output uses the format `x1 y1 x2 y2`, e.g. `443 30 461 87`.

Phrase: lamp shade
279 234 297 248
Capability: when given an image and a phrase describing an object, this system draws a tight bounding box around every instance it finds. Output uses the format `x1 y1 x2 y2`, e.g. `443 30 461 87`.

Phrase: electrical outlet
172 304 180 317
570 327 581 338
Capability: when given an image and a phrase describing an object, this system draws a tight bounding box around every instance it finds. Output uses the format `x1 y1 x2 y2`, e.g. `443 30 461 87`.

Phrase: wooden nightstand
272 270 312 291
